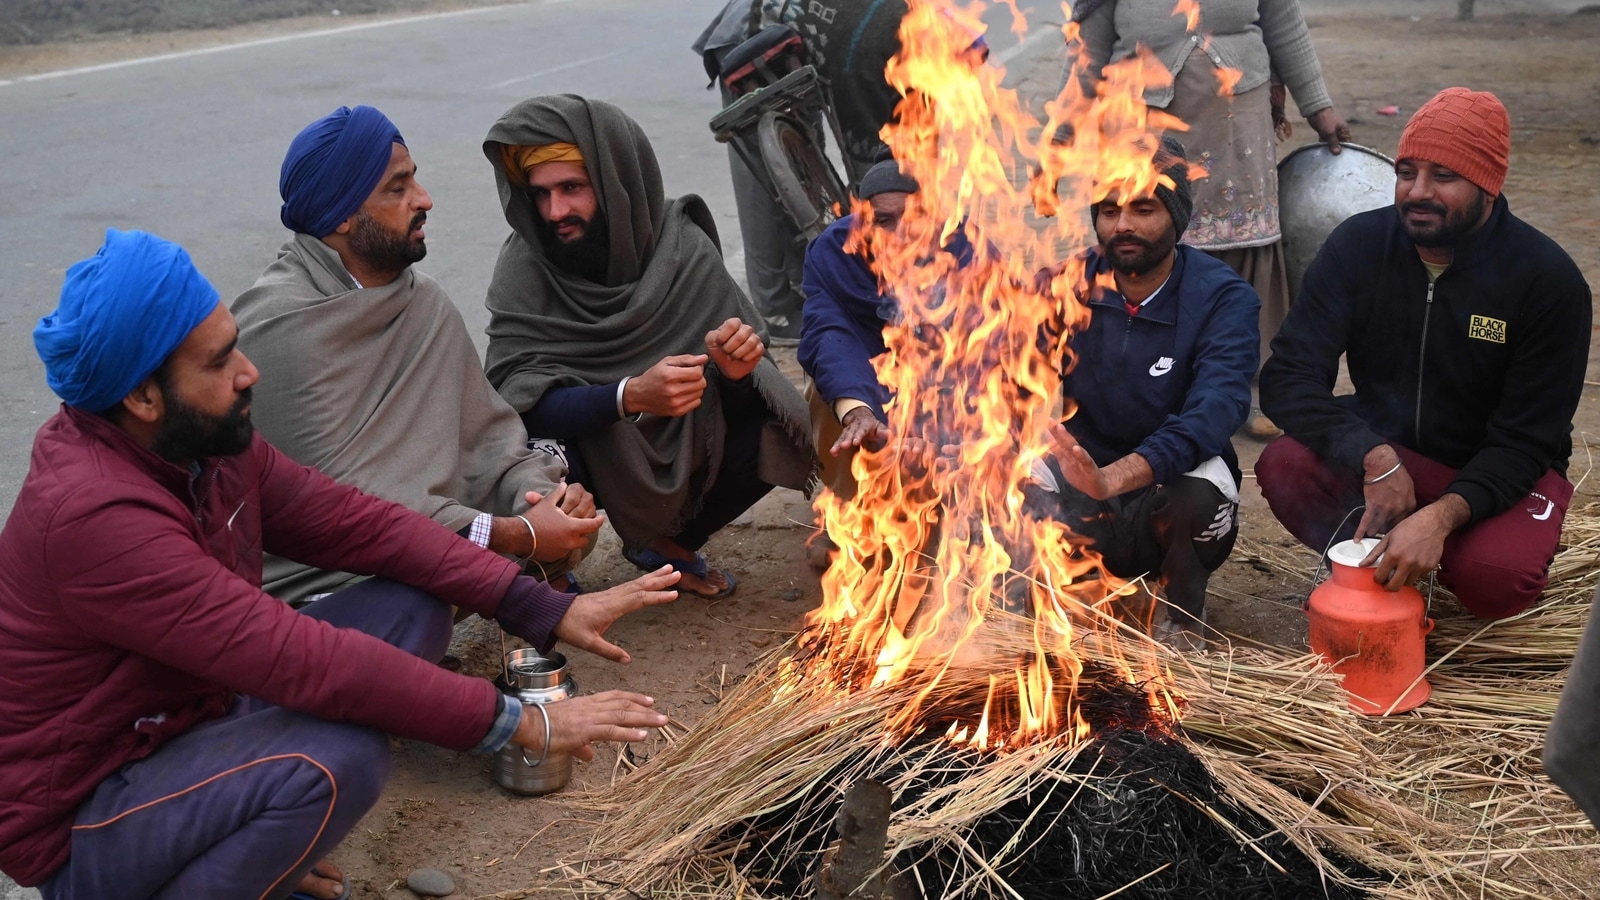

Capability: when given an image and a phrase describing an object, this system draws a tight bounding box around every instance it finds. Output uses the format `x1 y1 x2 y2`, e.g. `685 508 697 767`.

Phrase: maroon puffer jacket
0 407 521 886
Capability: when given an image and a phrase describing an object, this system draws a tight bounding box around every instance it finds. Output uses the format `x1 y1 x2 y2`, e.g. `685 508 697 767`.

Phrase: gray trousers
721 81 806 323
1545 583 1600 829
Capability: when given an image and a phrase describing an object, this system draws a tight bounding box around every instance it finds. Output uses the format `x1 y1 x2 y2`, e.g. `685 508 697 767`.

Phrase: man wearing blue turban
0 230 678 897
35 229 221 416
236 104 602 603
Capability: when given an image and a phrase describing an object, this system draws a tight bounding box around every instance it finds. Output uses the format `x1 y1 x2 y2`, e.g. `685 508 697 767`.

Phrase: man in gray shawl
482 95 815 599
234 104 605 603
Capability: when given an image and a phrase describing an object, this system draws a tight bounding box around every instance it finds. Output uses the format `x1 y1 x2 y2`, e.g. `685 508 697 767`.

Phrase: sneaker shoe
1240 411 1282 441
1152 610 1208 653
764 314 802 347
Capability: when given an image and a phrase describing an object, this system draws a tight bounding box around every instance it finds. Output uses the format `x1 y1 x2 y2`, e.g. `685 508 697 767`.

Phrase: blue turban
279 105 406 238
34 229 220 412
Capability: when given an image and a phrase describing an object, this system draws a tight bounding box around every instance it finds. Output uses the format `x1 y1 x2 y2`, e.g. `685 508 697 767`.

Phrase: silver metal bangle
520 700 551 769
1364 461 1403 485
615 377 630 419
515 513 537 561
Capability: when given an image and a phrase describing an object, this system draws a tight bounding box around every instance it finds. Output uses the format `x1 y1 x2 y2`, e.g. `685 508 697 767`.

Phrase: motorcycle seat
719 24 806 91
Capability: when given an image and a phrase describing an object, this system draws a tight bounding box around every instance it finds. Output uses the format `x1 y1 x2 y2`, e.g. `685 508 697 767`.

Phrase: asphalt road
0 0 1061 521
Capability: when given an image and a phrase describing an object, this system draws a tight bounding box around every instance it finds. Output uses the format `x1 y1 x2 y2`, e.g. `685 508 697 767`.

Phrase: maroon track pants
1256 436 1572 619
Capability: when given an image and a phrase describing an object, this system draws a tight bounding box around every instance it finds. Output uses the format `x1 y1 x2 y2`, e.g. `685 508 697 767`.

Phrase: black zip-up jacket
1260 196 1591 524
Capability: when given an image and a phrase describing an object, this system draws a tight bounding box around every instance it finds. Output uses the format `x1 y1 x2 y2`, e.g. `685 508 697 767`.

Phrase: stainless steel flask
493 647 578 796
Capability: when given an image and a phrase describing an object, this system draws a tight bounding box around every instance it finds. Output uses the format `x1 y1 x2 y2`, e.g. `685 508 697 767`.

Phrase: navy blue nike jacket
799 213 973 419
1064 245 1260 488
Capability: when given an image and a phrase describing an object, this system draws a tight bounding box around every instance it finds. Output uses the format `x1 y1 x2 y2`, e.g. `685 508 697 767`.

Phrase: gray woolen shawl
233 234 566 601
481 94 815 548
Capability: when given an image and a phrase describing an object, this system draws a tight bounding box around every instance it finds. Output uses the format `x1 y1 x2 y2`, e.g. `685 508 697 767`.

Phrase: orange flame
800 0 1190 751
1214 64 1244 97
1173 0 1203 33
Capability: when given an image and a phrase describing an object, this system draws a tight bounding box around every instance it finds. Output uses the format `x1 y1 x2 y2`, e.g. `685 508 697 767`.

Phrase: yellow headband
501 142 586 182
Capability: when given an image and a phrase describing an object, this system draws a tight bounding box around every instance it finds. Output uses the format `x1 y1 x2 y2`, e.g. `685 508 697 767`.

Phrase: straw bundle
556 512 1600 899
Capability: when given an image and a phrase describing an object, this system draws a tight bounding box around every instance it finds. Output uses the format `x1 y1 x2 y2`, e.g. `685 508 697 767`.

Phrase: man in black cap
1033 136 1260 650
798 157 972 506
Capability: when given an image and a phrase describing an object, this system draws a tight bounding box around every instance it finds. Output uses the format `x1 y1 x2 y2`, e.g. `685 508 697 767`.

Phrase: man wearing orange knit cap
1256 87 1592 620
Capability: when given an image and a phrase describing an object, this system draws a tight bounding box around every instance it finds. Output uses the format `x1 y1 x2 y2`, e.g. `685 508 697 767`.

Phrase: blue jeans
40 579 453 900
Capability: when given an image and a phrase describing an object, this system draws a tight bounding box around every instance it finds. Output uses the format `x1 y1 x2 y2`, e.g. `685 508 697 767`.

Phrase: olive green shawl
481 94 813 547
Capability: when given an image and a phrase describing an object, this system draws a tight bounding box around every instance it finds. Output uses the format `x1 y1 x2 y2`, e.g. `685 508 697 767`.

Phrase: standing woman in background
1070 0 1349 439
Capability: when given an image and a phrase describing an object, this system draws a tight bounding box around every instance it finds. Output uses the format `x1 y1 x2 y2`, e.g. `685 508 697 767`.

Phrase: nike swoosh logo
1531 500 1555 521
1148 361 1173 377
226 502 247 530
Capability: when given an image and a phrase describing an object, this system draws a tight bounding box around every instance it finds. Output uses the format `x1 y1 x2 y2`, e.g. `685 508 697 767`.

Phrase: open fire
798 0 1206 751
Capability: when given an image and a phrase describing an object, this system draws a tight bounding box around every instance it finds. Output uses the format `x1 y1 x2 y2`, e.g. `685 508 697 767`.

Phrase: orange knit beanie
1397 87 1511 196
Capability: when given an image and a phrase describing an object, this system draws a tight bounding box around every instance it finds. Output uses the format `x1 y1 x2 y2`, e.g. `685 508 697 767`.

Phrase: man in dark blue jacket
1034 136 1259 650
1258 88 1591 620
799 158 971 501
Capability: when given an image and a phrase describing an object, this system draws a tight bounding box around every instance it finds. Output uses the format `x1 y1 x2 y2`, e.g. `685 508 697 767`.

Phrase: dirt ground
6 3 1599 898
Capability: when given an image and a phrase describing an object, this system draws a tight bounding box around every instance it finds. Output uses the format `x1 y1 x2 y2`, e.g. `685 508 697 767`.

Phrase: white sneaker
1152 613 1207 652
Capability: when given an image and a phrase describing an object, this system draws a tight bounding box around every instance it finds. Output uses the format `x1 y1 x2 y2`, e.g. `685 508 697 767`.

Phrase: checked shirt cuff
467 513 494 548
472 693 523 754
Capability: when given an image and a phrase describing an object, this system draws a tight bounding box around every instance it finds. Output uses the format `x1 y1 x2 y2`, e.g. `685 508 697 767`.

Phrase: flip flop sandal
290 874 352 900
623 546 738 599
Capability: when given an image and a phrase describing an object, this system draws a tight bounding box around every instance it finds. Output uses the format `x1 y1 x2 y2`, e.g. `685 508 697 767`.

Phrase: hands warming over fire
832 406 891 456
1045 423 1153 502
555 564 680 664
511 690 668 762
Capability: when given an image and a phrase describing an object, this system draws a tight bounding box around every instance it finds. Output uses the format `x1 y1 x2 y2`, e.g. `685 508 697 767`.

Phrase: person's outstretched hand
705 317 766 382
831 406 891 456
511 690 668 762
1046 423 1114 501
553 565 680 663
1307 107 1352 154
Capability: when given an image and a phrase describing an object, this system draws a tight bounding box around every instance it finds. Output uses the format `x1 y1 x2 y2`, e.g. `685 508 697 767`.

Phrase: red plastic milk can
1306 538 1433 715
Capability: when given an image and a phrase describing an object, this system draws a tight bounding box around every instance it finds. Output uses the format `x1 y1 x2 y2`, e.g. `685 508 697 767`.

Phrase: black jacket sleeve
1259 222 1387 473
1447 262 1591 522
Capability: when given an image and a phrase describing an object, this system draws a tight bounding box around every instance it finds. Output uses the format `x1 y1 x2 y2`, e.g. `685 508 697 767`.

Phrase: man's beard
1100 226 1177 276
350 210 427 274
151 386 255 462
1400 189 1487 248
539 210 611 283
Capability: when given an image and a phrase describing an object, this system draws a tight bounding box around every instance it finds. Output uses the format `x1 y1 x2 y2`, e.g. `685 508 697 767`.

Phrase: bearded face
538 206 611 283
149 377 255 462
348 208 428 274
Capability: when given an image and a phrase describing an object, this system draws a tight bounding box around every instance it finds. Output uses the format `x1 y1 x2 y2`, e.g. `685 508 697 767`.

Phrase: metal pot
493 647 578 796
1278 142 1396 300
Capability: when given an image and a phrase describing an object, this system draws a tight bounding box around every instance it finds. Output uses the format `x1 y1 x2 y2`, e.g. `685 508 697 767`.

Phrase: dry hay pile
553 508 1600 899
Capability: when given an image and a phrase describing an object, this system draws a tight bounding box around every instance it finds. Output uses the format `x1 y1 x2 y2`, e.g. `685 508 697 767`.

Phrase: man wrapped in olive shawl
482 94 814 597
